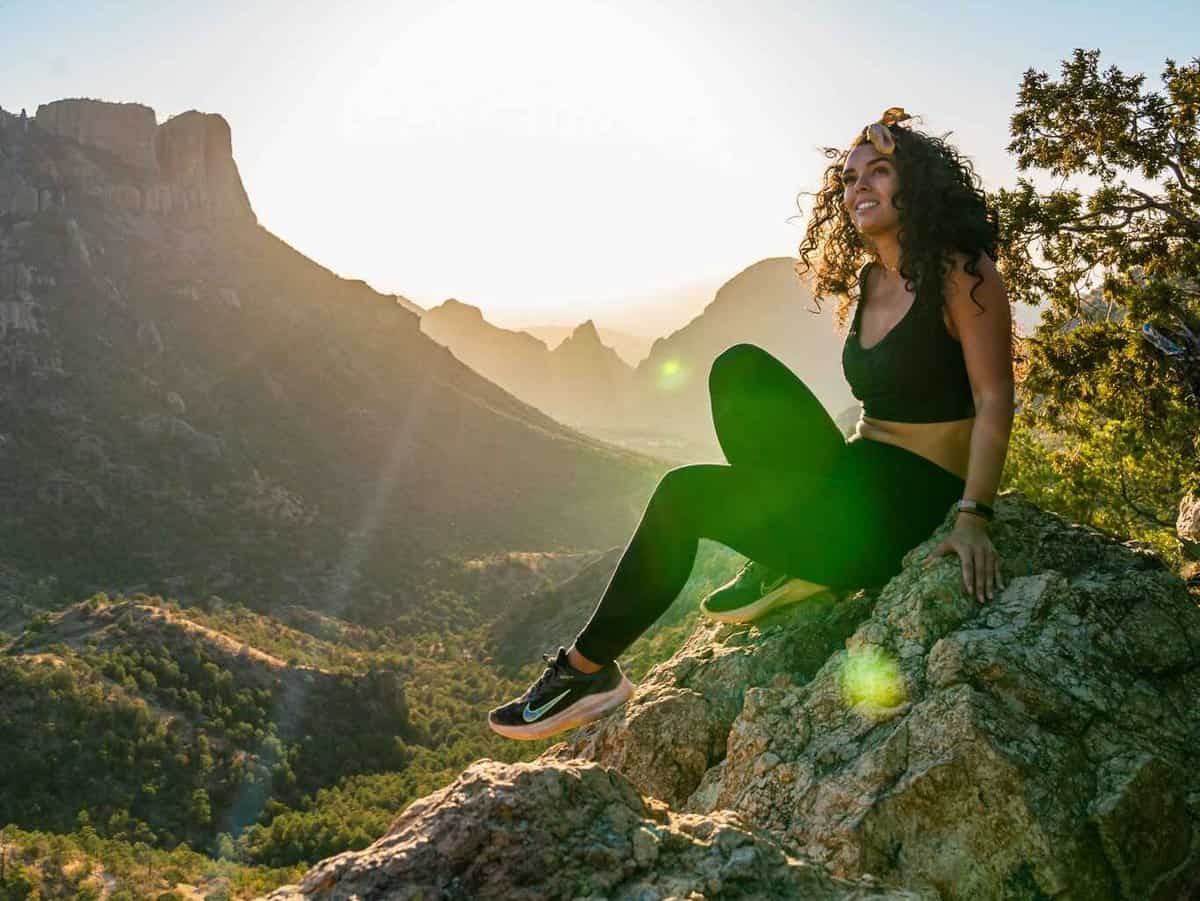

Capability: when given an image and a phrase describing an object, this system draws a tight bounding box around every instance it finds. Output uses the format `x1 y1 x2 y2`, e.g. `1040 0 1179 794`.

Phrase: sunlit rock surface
1179 492 1200 560
25 99 255 222
268 494 1200 899
547 588 876 807
569 494 1200 898
263 759 926 900
35 99 158 170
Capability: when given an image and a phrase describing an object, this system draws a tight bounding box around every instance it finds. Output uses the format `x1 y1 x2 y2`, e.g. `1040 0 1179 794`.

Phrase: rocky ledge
266 494 1200 899
265 759 923 900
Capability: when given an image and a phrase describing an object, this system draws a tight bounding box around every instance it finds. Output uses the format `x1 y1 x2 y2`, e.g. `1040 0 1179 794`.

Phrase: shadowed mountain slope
0 99 662 617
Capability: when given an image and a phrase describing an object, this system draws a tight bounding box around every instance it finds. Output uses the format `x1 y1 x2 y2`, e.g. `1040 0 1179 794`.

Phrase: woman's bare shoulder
945 250 1000 286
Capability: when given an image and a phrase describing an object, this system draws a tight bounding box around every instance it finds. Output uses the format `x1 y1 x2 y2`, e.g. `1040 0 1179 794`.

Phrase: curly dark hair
791 114 1000 334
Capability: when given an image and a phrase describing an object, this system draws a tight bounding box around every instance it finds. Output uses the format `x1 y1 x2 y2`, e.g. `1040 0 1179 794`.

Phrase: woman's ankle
566 645 604 674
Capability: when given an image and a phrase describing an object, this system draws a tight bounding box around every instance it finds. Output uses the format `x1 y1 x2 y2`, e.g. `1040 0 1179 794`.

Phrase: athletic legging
572 343 966 666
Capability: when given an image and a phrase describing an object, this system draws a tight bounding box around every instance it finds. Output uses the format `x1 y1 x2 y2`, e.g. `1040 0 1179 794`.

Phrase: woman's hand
922 518 1004 604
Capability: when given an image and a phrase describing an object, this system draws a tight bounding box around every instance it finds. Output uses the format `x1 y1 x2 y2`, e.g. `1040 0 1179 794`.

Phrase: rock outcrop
270 494 1200 899
1180 491 1199 561
35 99 158 170
264 759 926 900
551 588 876 808
6 99 256 222
154 109 254 220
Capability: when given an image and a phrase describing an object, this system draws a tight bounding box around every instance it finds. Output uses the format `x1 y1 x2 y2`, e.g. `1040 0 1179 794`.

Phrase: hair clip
862 107 913 156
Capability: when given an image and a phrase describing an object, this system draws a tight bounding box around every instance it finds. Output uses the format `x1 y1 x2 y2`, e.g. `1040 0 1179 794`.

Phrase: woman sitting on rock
489 107 1015 741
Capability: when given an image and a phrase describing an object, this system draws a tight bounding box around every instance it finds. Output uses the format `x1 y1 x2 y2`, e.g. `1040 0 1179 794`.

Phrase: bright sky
2 0 1195 335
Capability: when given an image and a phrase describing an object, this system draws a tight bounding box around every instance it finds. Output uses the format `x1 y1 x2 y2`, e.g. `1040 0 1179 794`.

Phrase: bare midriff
854 416 973 480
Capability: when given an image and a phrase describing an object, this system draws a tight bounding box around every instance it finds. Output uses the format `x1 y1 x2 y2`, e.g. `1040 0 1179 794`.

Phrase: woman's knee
709 343 782 397
650 464 717 519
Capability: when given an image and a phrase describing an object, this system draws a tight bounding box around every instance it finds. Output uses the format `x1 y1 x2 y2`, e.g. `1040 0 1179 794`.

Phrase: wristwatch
955 499 995 521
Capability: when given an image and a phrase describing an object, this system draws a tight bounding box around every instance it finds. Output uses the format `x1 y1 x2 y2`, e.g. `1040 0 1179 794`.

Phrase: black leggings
572 343 966 666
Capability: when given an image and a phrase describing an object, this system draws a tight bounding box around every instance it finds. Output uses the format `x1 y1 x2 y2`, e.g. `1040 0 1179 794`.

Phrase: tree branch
1128 187 1200 235
1163 142 1200 202
1118 464 1177 527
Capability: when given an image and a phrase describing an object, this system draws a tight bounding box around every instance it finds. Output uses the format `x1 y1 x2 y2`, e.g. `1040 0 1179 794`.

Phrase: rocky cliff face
267 494 1200 899
34 99 159 170
23 99 255 222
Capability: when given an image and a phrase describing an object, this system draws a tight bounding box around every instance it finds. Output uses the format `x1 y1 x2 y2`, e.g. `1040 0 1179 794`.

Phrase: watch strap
956 499 995 521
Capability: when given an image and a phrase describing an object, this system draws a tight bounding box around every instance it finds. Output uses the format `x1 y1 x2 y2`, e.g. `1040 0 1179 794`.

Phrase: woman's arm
947 250 1015 528
957 395 1014 528
923 251 1015 604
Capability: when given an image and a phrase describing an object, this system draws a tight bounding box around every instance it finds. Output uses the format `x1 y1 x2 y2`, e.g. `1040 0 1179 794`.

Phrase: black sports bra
841 262 975 423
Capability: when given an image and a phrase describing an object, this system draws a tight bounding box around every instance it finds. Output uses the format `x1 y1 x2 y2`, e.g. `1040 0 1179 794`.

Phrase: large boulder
546 588 877 807
262 759 925 900
583 494 1200 899
1179 492 1200 560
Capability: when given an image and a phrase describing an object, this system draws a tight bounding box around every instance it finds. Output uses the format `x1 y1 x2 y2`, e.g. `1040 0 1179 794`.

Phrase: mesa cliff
265 494 1200 899
13 99 255 221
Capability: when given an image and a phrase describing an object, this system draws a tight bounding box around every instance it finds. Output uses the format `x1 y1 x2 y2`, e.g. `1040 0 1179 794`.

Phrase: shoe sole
488 675 635 741
700 578 824 624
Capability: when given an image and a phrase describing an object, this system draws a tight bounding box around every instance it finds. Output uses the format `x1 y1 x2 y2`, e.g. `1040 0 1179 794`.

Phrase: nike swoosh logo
523 688 571 723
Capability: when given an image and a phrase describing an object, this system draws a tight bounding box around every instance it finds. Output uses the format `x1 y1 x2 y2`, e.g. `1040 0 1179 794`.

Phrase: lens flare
656 358 690 392
839 645 906 711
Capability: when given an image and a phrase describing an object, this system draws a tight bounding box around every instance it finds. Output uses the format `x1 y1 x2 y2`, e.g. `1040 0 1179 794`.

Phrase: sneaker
700 560 821 623
488 647 635 741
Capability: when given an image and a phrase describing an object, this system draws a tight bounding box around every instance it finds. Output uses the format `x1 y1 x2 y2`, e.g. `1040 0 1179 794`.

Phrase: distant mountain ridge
419 258 859 459
629 257 857 450
522 322 653 366
420 299 635 429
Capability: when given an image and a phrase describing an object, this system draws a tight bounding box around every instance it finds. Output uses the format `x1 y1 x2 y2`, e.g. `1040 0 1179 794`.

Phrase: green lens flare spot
839 645 907 712
656 358 690 392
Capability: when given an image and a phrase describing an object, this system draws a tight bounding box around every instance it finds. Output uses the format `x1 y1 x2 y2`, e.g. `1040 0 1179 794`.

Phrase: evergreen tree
993 48 1200 561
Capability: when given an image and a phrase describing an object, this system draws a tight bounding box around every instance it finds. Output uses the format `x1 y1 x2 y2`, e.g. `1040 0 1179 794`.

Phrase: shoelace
527 651 566 698
734 561 762 589
736 561 782 594
760 573 790 594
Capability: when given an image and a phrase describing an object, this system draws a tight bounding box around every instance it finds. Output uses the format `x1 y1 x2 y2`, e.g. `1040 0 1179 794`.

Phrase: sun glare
839 644 907 714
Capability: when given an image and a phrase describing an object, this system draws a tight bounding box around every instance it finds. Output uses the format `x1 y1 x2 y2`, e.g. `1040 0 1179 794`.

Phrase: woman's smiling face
842 142 900 236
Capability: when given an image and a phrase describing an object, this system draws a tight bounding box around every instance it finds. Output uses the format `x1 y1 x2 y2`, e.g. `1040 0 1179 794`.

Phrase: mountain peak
435 298 484 319
571 319 601 341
